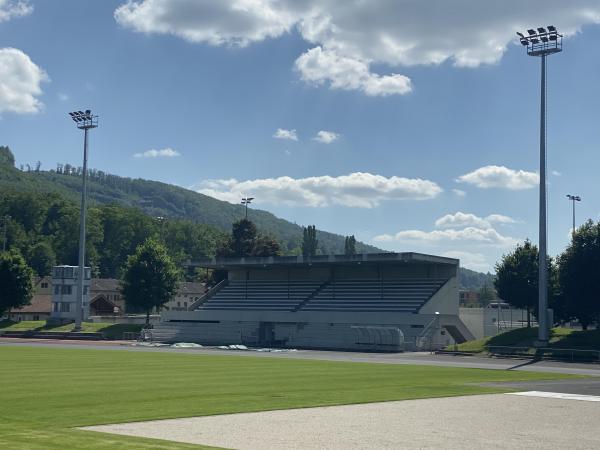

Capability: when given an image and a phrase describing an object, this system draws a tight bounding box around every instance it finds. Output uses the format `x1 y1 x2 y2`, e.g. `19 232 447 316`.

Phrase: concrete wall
459 307 529 340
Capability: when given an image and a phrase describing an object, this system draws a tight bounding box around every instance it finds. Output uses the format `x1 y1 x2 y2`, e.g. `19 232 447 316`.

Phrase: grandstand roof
186 252 458 269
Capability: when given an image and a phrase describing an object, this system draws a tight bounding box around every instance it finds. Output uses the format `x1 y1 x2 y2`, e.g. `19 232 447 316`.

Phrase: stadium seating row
197 278 448 313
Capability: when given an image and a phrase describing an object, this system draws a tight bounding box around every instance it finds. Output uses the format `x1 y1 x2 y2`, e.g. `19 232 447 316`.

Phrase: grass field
450 327 600 353
0 346 581 449
0 320 142 340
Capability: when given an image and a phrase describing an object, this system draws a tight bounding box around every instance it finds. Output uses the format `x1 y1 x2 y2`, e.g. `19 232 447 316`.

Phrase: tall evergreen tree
302 225 318 257
231 219 257 257
344 235 357 255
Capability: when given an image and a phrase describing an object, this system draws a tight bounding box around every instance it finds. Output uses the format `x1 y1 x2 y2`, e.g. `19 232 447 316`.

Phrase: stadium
155 252 474 351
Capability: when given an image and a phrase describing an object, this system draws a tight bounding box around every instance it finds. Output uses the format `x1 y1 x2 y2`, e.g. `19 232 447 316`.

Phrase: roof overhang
185 252 458 270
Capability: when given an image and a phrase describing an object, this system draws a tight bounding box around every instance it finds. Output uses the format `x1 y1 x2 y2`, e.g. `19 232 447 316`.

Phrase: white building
51 265 91 322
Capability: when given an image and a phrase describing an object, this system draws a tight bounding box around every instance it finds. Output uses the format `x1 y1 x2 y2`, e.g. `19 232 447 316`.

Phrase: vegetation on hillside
1 146 379 256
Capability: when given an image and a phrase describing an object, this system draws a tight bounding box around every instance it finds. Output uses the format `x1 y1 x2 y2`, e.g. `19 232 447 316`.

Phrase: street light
566 194 581 237
68 109 98 331
241 197 254 220
517 26 563 345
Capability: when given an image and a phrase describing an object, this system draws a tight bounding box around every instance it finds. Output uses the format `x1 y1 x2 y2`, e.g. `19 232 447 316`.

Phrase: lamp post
68 110 98 331
566 194 581 237
517 26 562 345
1 215 10 252
241 197 254 220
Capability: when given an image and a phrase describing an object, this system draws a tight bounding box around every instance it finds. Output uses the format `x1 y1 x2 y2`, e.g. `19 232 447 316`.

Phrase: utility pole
517 26 563 345
68 110 98 331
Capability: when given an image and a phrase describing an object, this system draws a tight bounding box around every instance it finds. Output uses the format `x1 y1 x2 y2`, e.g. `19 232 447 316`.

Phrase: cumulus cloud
313 130 339 144
0 0 32 22
195 172 442 208
295 46 412 96
133 148 180 158
114 1 600 95
273 128 298 141
373 226 518 248
0 48 48 114
457 165 539 190
452 189 466 197
114 0 296 47
435 212 515 229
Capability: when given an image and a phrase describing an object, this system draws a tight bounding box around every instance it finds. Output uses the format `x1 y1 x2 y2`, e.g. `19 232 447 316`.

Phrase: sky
2 0 600 272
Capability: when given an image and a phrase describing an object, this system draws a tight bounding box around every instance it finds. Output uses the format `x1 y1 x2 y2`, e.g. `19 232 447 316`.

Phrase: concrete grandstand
154 253 474 351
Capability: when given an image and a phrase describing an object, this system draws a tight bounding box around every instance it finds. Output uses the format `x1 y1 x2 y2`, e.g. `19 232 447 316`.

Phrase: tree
121 239 180 326
302 225 318 257
557 220 600 329
28 241 56 277
494 240 539 327
253 235 282 257
344 235 357 256
231 219 257 257
0 146 15 167
0 250 34 316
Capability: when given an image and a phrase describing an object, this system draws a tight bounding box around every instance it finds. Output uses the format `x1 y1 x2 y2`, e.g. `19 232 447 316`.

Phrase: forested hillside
2 146 494 288
1 146 379 255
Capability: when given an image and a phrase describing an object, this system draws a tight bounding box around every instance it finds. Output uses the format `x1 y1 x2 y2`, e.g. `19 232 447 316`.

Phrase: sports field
0 346 581 449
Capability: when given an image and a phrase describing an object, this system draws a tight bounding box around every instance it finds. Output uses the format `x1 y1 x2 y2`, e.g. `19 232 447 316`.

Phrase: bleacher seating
198 280 325 311
299 278 448 313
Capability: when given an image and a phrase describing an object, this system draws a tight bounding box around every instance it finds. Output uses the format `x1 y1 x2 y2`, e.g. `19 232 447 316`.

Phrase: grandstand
157 253 474 351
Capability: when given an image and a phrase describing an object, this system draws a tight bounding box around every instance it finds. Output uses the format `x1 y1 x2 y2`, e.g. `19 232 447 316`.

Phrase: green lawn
451 327 600 353
0 320 142 340
0 346 581 449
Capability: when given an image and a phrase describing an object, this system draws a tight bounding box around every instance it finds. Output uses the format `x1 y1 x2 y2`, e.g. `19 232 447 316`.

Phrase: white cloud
195 172 442 208
0 48 48 114
435 212 515 230
452 189 466 197
295 46 412 96
273 128 298 141
442 251 490 272
133 148 180 158
114 0 296 47
313 130 339 144
114 1 600 95
0 0 32 23
373 226 518 248
457 165 539 190
551 170 562 176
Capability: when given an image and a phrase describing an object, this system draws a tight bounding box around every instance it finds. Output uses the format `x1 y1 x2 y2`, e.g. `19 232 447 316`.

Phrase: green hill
2 146 495 287
0 146 379 255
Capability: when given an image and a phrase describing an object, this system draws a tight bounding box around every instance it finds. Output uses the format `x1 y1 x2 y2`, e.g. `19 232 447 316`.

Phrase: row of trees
495 220 600 329
0 191 227 279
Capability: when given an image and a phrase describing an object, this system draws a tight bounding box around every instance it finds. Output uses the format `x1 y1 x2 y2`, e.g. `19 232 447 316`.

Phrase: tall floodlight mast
68 110 98 331
566 194 581 237
517 26 562 344
241 197 254 220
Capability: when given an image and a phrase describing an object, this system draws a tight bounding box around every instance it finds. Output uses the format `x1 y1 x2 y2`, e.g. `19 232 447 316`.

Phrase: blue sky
2 0 600 272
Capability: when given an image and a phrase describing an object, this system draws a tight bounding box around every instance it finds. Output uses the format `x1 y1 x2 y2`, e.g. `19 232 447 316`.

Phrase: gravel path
82 393 600 449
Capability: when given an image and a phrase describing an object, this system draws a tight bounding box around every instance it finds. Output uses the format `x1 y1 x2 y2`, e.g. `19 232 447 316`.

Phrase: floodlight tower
68 110 98 331
566 194 581 237
517 26 563 344
241 197 254 220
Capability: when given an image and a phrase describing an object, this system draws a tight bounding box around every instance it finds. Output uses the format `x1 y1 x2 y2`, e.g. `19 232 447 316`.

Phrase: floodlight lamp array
566 194 581 202
241 197 254 205
517 26 562 56
68 109 98 129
